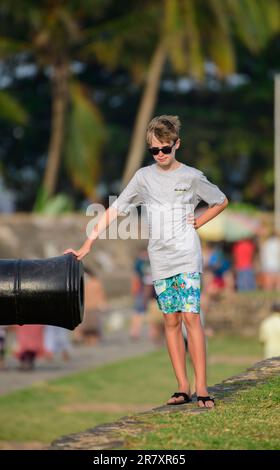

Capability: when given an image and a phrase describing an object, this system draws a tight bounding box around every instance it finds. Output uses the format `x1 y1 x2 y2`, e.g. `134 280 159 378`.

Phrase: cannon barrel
0 254 84 330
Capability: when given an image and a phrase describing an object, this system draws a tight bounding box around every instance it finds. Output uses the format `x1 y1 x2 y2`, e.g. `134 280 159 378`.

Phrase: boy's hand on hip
64 239 93 261
187 213 198 230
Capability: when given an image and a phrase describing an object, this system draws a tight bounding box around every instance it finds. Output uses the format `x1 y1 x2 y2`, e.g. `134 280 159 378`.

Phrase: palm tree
1 1 157 205
0 1 122 203
121 0 280 186
25 1 109 201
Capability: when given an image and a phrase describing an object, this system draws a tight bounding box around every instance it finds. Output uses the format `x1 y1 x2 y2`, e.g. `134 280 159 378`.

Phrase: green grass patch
207 333 262 357
0 335 263 446
119 376 280 450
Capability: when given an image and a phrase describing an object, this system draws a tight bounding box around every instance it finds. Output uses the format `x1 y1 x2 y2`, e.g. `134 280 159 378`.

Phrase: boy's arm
64 206 119 260
188 170 228 229
193 198 228 229
64 170 143 261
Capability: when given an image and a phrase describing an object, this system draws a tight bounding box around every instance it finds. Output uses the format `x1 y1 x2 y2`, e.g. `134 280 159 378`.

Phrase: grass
119 376 280 450
0 335 264 447
207 333 262 357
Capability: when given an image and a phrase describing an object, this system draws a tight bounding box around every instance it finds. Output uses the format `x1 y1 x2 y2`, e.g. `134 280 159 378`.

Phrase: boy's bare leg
182 312 214 408
163 312 191 404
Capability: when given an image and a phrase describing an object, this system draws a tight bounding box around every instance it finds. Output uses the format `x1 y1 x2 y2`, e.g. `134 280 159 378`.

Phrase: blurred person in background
259 302 280 359
232 237 257 291
201 242 234 337
73 267 109 346
221 242 235 293
129 247 153 341
259 230 280 291
13 324 45 371
201 243 221 316
206 242 232 291
146 289 165 347
44 325 71 362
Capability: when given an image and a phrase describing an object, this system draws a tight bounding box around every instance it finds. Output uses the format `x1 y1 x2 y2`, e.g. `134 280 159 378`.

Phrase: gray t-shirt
111 162 226 281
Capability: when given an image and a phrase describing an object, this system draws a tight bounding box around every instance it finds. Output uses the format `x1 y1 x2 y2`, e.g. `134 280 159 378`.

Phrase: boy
64 115 228 408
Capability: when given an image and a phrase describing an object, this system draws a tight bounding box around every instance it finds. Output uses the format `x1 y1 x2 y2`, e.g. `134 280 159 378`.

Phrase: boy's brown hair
146 115 181 145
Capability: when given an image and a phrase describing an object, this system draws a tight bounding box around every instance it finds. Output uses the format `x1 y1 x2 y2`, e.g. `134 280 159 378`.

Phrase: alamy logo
86 198 194 240
174 188 188 192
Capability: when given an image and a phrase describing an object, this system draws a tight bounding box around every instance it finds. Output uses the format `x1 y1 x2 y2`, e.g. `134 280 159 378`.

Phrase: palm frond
64 82 107 199
0 91 28 124
183 0 204 79
0 37 28 56
163 0 189 74
226 0 280 52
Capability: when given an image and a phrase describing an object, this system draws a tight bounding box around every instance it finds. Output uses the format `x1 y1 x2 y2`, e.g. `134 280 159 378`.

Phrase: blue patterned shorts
153 272 201 314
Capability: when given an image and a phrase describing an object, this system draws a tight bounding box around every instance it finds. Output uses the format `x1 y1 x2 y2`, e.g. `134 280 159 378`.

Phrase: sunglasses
148 141 176 156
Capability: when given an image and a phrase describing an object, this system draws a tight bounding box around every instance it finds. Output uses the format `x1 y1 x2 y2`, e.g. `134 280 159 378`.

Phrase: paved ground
0 298 262 397
0 306 159 396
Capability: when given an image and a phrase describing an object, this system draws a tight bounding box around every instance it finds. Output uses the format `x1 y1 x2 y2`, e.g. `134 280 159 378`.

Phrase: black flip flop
167 392 192 405
197 396 215 407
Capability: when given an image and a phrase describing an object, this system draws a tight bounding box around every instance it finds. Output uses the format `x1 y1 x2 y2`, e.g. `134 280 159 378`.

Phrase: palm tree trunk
121 40 167 187
43 60 70 197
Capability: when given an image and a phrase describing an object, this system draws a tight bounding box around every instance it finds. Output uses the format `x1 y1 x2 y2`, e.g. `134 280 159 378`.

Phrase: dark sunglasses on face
148 141 176 156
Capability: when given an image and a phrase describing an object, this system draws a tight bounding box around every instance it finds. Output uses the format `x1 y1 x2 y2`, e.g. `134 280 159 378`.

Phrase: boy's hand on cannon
64 239 93 261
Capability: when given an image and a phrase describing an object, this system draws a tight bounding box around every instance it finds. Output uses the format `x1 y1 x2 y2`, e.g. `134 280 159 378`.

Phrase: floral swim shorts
153 272 201 314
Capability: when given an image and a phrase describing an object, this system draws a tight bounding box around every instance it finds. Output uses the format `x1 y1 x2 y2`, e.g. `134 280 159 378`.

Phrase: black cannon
0 254 84 330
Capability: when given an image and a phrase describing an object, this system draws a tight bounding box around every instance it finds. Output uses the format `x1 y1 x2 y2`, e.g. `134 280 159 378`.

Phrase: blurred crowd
203 230 280 296
0 266 109 371
126 229 280 359
1 229 280 372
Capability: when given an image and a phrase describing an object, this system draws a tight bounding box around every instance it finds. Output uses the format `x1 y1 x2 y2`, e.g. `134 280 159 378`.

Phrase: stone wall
206 290 280 335
0 213 147 298
0 214 278 334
